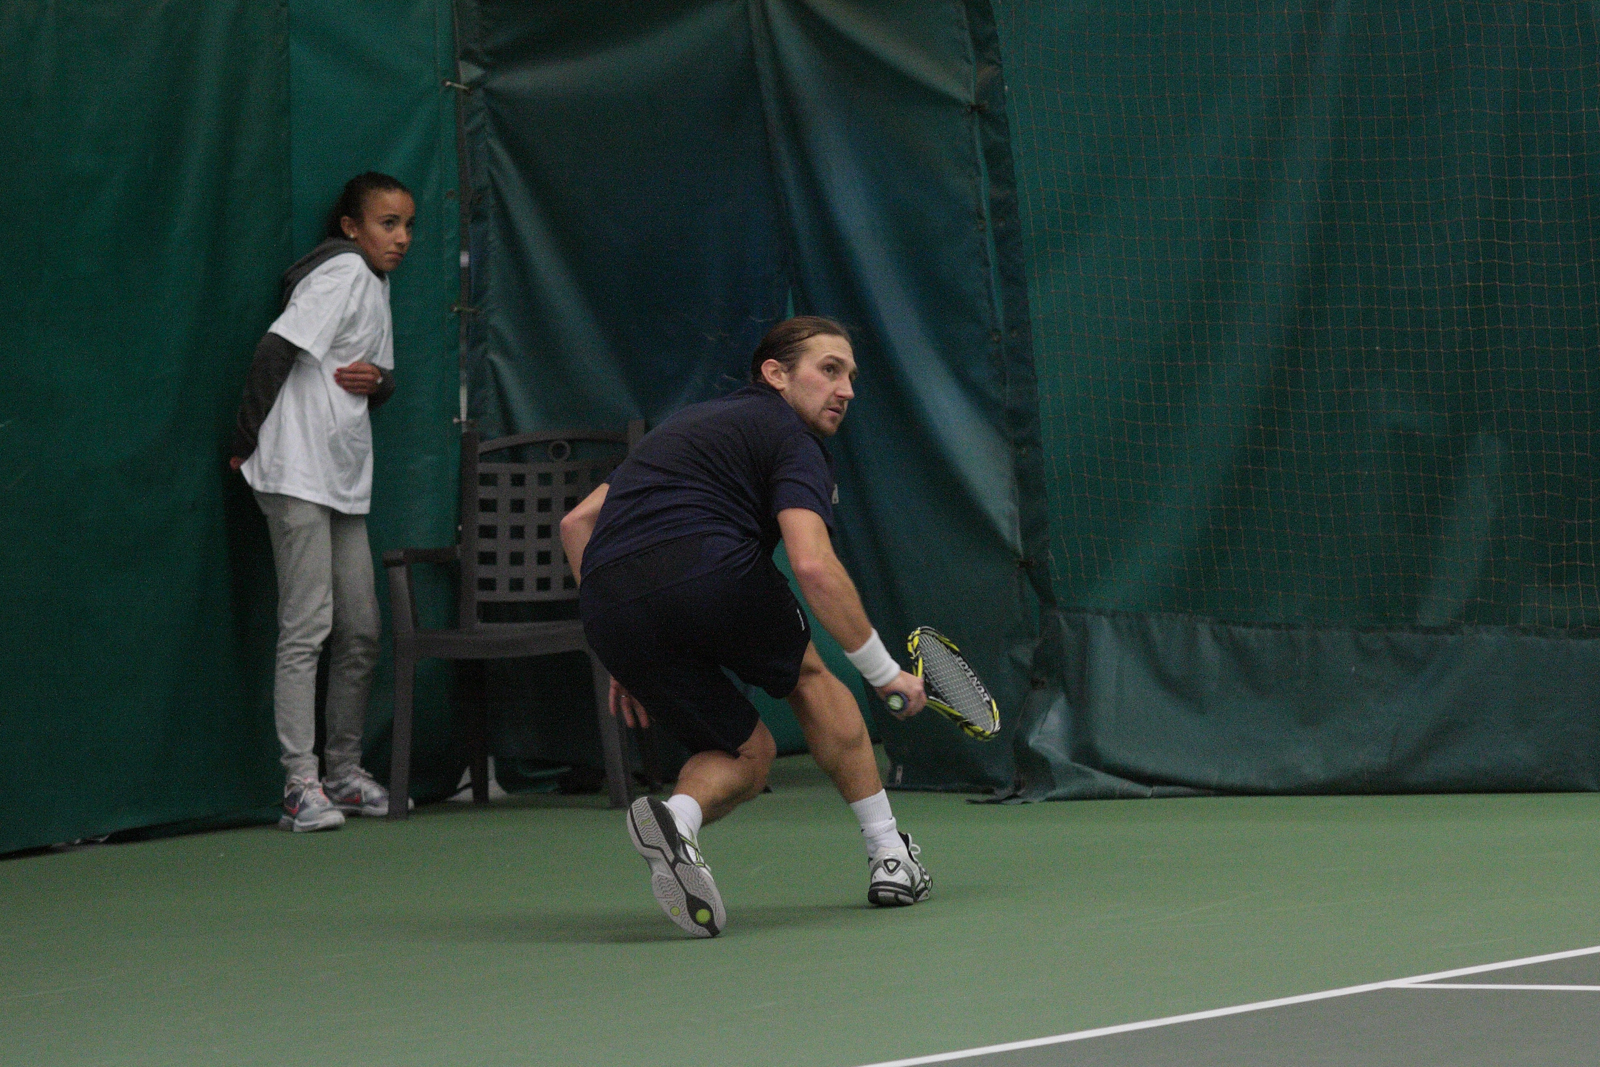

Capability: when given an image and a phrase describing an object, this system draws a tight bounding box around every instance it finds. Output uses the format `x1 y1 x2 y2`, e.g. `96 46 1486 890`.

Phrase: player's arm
778 508 925 718
230 331 302 468
559 482 608 585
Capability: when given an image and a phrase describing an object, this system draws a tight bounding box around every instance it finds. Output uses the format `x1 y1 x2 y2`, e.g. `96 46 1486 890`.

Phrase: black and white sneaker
867 831 931 907
626 796 726 938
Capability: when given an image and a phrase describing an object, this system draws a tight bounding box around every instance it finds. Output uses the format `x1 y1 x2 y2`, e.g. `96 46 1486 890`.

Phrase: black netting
996 0 1600 628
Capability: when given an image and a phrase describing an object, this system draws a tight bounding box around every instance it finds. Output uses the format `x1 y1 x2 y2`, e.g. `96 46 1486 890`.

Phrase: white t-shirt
242 253 393 514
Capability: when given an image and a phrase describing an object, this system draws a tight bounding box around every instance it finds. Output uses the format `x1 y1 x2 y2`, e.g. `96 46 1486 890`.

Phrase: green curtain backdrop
457 0 1048 790
0 1 464 854
996 0 1600 797
0 2 291 854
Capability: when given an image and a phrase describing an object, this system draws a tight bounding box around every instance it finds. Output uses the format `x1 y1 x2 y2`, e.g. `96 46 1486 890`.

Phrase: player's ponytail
749 316 851 384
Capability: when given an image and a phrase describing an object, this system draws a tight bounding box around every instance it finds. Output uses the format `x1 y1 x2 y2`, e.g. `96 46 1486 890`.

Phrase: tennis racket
884 627 999 740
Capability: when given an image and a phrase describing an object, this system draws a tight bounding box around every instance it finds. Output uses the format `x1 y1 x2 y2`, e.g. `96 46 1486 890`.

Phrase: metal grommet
547 440 571 461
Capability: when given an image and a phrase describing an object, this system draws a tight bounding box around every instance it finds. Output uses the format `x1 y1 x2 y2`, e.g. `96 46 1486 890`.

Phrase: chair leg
389 652 415 821
589 652 631 809
468 661 489 804
632 713 663 793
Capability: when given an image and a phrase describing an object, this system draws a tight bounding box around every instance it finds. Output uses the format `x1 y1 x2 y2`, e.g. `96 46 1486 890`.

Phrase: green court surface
4 756 1599 1067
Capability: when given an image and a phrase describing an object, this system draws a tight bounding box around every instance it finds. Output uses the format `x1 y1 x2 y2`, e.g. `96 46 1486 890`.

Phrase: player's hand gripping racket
884 627 999 740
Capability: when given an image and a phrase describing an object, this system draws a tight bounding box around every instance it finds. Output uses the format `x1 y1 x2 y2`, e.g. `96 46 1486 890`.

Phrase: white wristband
844 629 901 689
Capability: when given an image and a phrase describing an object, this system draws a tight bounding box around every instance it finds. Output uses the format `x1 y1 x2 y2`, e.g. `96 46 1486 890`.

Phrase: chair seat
398 620 588 661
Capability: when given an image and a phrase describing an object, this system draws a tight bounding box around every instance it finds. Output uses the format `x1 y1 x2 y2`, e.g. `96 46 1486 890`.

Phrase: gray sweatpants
255 491 380 782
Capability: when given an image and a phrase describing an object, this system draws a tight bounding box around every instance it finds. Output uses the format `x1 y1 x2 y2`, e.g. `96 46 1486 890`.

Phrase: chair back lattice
457 422 643 624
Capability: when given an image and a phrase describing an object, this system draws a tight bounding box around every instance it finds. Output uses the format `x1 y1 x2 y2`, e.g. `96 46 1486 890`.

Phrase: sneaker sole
626 797 724 938
278 811 345 833
332 796 415 817
333 801 387 817
868 880 931 907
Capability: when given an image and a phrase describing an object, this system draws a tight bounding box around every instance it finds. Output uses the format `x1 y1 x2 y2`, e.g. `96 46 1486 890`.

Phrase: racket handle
885 693 906 713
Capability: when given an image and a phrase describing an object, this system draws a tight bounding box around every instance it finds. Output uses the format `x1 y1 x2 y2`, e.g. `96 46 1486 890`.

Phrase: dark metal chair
382 420 646 818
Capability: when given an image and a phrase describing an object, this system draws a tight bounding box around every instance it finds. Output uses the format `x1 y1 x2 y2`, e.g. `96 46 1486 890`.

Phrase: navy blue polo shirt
581 383 835 581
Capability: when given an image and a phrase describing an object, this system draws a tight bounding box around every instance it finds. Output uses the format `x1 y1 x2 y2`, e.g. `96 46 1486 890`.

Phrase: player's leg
674 718 777 825
785 642 880 802
321 511 399 816
711 550 931 907
580 544 767 937
620 716 774 939
254 491 344 833
785 644 931 906
609 670 765 938
603 654 772 934
586 541 784 827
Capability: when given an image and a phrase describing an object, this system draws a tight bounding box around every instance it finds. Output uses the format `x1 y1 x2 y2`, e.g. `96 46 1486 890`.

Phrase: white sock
849 789 903 859
665 794 703 839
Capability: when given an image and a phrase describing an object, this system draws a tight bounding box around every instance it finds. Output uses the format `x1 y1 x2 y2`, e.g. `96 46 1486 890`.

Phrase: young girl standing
231 172 415 831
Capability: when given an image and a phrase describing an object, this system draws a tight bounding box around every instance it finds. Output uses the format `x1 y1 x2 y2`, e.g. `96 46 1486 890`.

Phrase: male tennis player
561 316 932 938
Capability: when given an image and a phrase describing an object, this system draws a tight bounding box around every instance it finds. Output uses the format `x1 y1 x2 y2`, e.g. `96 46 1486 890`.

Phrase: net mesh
915 629 1000 735
995 0 1600 628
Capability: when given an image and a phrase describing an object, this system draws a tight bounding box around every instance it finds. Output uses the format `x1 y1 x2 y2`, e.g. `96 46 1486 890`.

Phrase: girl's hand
229 456 245 471
334 361 383 395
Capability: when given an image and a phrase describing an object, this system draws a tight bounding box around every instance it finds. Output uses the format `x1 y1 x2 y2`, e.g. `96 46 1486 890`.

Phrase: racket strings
917 639 998 735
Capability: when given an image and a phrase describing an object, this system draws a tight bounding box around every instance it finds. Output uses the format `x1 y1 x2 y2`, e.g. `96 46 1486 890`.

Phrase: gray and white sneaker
626 796 726 938
868 831 931 906
324 766 408 817
279 777 345 833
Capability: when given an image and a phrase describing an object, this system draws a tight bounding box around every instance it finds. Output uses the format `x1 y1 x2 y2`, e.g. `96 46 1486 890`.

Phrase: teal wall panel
0 1 292 853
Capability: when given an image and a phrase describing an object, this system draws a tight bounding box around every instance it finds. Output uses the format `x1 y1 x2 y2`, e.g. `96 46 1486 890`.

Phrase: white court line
853 944 1600 1067
1403 982 1600 992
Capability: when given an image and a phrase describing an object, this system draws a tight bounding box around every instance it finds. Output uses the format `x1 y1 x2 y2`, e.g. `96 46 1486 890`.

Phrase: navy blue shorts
579 535 810 756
